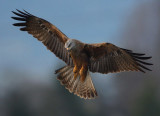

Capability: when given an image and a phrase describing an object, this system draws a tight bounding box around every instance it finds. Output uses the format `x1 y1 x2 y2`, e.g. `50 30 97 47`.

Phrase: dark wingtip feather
16 9 28 16
131 53 145 56
121 48 132 52
135 59 153 65
13 23 16 26
12 11 15 14
11 17 26 21
123 48 153 72
23 9 33 16
20 28 27 31
11 16 16 19
138 62 152 71
139 68 145 73
13 23 26 26
12 11 17 15
13 23 21 26
12 11 26 18
134 56 152 60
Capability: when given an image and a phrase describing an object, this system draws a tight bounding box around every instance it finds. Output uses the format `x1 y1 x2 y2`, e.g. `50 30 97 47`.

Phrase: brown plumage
12 9 153 99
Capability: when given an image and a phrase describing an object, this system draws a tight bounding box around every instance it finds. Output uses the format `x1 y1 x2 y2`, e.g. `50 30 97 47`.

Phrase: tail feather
55 65 97 99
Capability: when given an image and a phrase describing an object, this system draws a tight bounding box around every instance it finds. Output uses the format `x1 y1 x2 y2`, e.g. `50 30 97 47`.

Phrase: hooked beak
66 47 72 51
66 48 71 51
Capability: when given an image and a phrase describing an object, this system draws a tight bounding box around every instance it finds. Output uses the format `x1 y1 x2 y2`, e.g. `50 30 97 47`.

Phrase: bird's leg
80 64 88 82
73 65 79 80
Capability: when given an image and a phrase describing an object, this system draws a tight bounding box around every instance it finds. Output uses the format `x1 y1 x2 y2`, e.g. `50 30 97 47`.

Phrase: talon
73 66 78 73
73 70 77 73
79 65 88 82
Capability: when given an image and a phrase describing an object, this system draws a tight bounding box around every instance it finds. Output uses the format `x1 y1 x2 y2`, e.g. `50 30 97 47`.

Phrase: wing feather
12 9 73 66
85 43 152 74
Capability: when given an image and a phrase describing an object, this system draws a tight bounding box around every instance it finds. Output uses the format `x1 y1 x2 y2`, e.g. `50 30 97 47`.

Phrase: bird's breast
70 50 89 68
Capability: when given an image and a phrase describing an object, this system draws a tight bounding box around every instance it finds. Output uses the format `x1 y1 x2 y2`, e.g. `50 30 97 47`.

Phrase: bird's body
12 10 152 99
65 39 89 82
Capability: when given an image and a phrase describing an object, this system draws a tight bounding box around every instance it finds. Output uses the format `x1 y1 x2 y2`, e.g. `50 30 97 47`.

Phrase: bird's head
65 39 77 52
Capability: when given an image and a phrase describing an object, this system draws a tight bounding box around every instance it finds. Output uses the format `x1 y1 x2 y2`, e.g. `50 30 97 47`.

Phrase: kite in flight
12 9 152 99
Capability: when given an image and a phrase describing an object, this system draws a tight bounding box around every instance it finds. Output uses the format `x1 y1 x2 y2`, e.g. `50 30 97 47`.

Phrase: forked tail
55 65 97 99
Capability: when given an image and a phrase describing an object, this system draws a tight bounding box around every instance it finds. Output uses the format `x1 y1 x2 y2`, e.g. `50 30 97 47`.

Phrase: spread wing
84 43 152 74
12 9 73 65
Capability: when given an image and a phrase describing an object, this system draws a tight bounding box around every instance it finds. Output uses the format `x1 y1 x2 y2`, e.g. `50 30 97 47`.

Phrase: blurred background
1 0 160 116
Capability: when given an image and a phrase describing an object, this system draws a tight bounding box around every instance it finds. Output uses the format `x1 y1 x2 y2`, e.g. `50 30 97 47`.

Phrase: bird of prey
12 9 152 99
